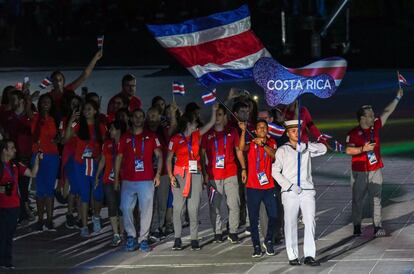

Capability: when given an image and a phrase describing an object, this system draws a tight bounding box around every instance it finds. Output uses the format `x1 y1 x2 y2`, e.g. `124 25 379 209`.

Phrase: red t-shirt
346 118 384 172
246 138 277 190
73 122 106 163
107 93 142 115
0 161 27 208
48 84 75 111
168 130 201 168
284 106 321 143
1 110 32 158
31 113 59 154
201 127 240 180
118 131 161 181
102 139 118 184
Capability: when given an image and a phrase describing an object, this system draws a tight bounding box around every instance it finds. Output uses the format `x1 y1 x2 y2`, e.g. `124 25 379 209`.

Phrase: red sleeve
64 84 75 92
152 133 161 149
269 138 277 149
118 136 127 155
375 118 382 129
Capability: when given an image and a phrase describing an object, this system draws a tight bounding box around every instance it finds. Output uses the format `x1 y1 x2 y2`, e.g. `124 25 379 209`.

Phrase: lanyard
255 144 267 172
180 133 193 160
214 132 226 156
3 163 15 184
131 134 145 160
361 126 375 143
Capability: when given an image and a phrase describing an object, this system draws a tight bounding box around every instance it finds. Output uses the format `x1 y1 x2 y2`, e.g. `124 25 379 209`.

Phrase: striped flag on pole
334 140 344 153
172 81 185 95
398 72 409 86
39 77 52 89
97 35 104 49
202 89 216 105
147 5 271 87
268 122 285 138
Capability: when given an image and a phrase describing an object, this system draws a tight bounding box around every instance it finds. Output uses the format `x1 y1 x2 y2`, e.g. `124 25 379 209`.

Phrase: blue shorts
65 156 80 195
33 153 59 198
74 159 103 203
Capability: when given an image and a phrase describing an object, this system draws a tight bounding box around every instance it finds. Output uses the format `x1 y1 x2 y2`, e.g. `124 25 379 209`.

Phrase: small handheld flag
15 82 23 91
268 122 285 138
317 133 333 142
398 72 408 86
172 81 185 95
334 140 344 153
97 35 104 49
202 89 216 105
39 77 52 89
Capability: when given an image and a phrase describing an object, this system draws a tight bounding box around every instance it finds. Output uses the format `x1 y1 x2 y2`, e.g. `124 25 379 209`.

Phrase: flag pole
297 97 301 189
214 93 256 139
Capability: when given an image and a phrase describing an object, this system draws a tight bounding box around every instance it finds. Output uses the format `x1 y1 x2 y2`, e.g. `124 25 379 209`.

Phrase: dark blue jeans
0 207 19 266
246 188 278 247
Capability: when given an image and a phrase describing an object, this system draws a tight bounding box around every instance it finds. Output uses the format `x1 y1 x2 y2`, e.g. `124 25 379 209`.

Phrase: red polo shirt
107 93 142 115
346 118 384 172
0 161 27 208
118 130 161 181
31 113 59 154
246 138 277 190
168 130 201 168
201 127 240 180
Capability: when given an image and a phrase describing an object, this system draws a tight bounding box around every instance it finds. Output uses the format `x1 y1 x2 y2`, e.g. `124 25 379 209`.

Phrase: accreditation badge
134 159 144 172
367 151 378 165
257 172 269 186
215 155 225 169
189 160 198 173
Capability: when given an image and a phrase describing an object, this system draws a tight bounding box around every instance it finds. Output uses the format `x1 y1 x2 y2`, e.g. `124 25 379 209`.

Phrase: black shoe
228 233 239 244
214 234 223 243
304 256 320 266
374 226 386 237
34 221 44 231
353 224 361 236
45 221 56 231
262 241 275 256
149 231 160 242
191 240 201 250
172 238 182 250
65 214 76 229
252 245 263 258
158 228 166 240
165 226 174 236
289 258 301 265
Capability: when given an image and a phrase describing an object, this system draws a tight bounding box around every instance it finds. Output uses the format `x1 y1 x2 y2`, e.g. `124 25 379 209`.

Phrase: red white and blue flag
268 122 285 138
39 77 52 89
85 158 94 176
398 72 409 86
202 89 216 105
147 5 271 87
172 81 185 95
97 35 104 49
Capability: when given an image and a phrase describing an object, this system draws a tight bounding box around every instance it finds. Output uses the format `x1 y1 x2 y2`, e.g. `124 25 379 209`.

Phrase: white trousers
281 190 316 260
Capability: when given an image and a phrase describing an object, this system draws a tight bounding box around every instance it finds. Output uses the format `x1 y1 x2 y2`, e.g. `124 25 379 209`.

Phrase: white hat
284 120 303 129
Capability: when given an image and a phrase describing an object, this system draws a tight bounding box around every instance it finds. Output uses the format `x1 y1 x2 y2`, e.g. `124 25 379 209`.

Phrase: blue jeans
120 180 154 242
246 188 278 247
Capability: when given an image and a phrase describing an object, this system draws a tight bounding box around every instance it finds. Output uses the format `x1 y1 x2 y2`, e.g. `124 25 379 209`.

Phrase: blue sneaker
92 216 102 233
125 236 138 251
139 240 151 252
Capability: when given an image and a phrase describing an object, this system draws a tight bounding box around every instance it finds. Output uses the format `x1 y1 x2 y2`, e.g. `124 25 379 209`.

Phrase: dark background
0 0 412 69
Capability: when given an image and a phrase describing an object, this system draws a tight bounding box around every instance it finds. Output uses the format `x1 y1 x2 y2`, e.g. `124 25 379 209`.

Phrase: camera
4 182 13 196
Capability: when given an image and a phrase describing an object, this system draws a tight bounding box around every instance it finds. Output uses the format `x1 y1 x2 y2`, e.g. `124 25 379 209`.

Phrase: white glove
296 143 307 153
289 184 302 194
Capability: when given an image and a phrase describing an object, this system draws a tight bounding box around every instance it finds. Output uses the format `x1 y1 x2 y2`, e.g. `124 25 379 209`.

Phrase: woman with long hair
166 103 217 251
65 100 106 237
95 120 127 246
31 93 60 231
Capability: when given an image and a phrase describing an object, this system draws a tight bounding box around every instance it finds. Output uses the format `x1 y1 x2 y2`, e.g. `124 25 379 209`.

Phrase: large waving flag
253 57 347 106
147 5 271 87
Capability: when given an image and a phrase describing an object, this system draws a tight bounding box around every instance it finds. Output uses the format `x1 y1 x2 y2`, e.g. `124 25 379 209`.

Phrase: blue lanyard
361 127 375 143
214 132 226 156
255 144 267 172
181 133 193 160
131 134 145 160
3 163 15 184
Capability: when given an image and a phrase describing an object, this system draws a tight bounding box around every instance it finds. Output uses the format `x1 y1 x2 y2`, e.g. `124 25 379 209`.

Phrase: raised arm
238 122 247 151
380 88 403 126
199 103 218 136
69 50 103 91
63 110 80 143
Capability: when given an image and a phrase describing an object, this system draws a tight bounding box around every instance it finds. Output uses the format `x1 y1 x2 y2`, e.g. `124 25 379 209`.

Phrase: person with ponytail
65 100 106 237
31 93 60 231
95 120 126 246
0 139 42 269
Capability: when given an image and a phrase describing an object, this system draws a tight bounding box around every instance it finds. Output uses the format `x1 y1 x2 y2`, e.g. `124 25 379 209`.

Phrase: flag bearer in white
272 120 327 266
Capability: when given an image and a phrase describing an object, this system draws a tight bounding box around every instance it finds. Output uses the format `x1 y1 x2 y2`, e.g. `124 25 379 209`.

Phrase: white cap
284 120 303 129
